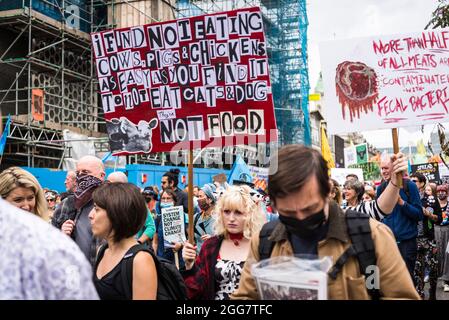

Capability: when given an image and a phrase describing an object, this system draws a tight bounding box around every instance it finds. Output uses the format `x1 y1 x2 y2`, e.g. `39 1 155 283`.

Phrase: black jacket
51 195 77 229
174 188 189 213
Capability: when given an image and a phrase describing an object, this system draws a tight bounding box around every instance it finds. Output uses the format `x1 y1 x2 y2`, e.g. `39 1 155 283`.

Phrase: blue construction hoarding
23 165 230 193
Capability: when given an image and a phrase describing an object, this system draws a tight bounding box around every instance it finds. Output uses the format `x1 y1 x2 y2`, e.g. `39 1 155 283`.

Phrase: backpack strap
343 209 381 299
258 220 279 260
120 244 154 300
193 213 202 238
328 246 357 280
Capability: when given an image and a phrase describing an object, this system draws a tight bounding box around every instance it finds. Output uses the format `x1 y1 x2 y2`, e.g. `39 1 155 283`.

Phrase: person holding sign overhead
181 185 265 300
378 158 424 279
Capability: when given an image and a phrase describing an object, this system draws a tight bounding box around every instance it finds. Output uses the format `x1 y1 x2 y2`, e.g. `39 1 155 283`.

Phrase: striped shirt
348 200 385 221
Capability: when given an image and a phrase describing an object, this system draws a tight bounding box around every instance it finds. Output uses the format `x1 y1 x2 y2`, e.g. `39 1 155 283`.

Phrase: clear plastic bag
251 255 333 300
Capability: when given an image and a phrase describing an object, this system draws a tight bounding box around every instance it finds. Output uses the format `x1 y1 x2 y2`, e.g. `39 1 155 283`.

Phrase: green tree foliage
427 0 449 29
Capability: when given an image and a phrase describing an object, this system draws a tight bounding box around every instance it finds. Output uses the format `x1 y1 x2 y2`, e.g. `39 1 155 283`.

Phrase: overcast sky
307 0 440 148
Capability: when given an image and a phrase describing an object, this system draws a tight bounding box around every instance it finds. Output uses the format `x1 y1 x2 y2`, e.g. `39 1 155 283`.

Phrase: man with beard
61 156 105 266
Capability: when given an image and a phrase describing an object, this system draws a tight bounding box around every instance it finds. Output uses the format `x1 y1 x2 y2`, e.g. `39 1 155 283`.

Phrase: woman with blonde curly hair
181 185 265 300
0 167 48 220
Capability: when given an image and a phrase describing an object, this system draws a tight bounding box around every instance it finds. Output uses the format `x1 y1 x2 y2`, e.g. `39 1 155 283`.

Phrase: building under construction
0 0 310 170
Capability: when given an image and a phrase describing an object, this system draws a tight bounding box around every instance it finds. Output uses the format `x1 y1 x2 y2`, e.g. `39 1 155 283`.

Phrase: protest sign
320 28 449 134
248 165 269 191
410 162 441 183
91 7 277 155
355 143 368 164
344 146 357 167
348 162 381 181
441 175 449 185
162 205 186 244
252 256 331 300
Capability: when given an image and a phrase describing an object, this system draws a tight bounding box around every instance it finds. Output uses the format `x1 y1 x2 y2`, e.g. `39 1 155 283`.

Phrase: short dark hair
411 172 427 183
346 173 359 181
160 188 178 203
268 145 330 204
163 168 180 188
92 183 147 243
411 173 426 183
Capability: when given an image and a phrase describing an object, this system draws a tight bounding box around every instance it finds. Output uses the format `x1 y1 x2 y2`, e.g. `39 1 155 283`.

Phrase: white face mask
160 202 174 208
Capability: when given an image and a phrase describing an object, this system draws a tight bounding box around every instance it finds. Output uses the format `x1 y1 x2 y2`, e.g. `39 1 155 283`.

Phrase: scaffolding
176 0 311 146
0 0 309 170
0 0 176 169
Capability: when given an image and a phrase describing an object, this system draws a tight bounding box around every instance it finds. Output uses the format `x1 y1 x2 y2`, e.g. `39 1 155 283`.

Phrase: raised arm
376 153 408 215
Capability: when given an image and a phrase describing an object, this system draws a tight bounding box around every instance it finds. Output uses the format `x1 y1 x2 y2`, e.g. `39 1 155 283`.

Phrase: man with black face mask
232 145 419 300
60 155 105 266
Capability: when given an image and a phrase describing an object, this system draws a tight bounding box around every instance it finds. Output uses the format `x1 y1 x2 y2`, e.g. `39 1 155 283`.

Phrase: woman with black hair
161 168 188 213
90 183 158 300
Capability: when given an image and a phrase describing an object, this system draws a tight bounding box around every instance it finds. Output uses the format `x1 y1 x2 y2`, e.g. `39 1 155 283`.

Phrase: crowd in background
330 169 449 299
0 148 446 300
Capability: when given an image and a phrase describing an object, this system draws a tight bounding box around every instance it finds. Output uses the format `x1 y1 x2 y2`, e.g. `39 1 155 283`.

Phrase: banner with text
320 29 449 134
410 162 441 183
91 7 277 155
162 205 187 244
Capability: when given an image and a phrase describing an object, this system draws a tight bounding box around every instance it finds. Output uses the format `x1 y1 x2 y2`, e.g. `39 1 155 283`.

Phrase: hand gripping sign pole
392 128 403 188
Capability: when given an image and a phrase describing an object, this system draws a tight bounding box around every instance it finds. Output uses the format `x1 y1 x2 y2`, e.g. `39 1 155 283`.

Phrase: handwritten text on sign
410 162 441 184
320 29 449 134
91 7 277 154
162 206 186 244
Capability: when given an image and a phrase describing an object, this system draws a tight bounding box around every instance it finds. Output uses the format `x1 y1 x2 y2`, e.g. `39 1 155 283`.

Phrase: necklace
229 233 244 246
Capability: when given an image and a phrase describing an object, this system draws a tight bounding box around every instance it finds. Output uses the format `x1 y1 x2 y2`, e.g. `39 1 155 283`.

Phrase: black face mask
279 209 326 238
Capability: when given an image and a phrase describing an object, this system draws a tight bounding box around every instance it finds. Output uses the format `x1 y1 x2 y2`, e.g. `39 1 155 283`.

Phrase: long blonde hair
0 167 48 219
214 185 265 240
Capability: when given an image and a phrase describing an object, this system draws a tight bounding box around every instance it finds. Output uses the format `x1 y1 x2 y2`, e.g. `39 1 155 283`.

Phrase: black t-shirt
93 245 129 300
289 223 329 256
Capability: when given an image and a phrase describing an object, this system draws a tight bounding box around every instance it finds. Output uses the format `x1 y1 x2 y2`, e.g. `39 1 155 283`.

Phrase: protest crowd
4 142 449 301
1 1 449 304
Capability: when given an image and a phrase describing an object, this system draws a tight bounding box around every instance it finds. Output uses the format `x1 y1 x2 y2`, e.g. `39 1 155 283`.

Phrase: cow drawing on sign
106 117 158 153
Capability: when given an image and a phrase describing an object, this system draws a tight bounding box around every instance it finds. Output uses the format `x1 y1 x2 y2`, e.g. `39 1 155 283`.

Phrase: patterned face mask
74 174 103 209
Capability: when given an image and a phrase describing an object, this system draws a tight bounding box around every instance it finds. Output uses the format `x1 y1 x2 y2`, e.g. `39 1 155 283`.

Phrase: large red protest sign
320 28 449 134
91 7 277 155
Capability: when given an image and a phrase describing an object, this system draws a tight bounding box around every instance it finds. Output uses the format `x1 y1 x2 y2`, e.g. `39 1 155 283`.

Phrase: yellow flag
417 139 426 156
321 126 335 169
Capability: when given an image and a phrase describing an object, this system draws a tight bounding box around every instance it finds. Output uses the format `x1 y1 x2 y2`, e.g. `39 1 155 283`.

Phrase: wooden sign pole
188 148 194 245
392 128 403 188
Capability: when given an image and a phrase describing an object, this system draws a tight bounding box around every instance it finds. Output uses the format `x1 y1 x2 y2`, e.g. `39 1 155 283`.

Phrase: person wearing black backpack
90 183 158 300
231 145 420 300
